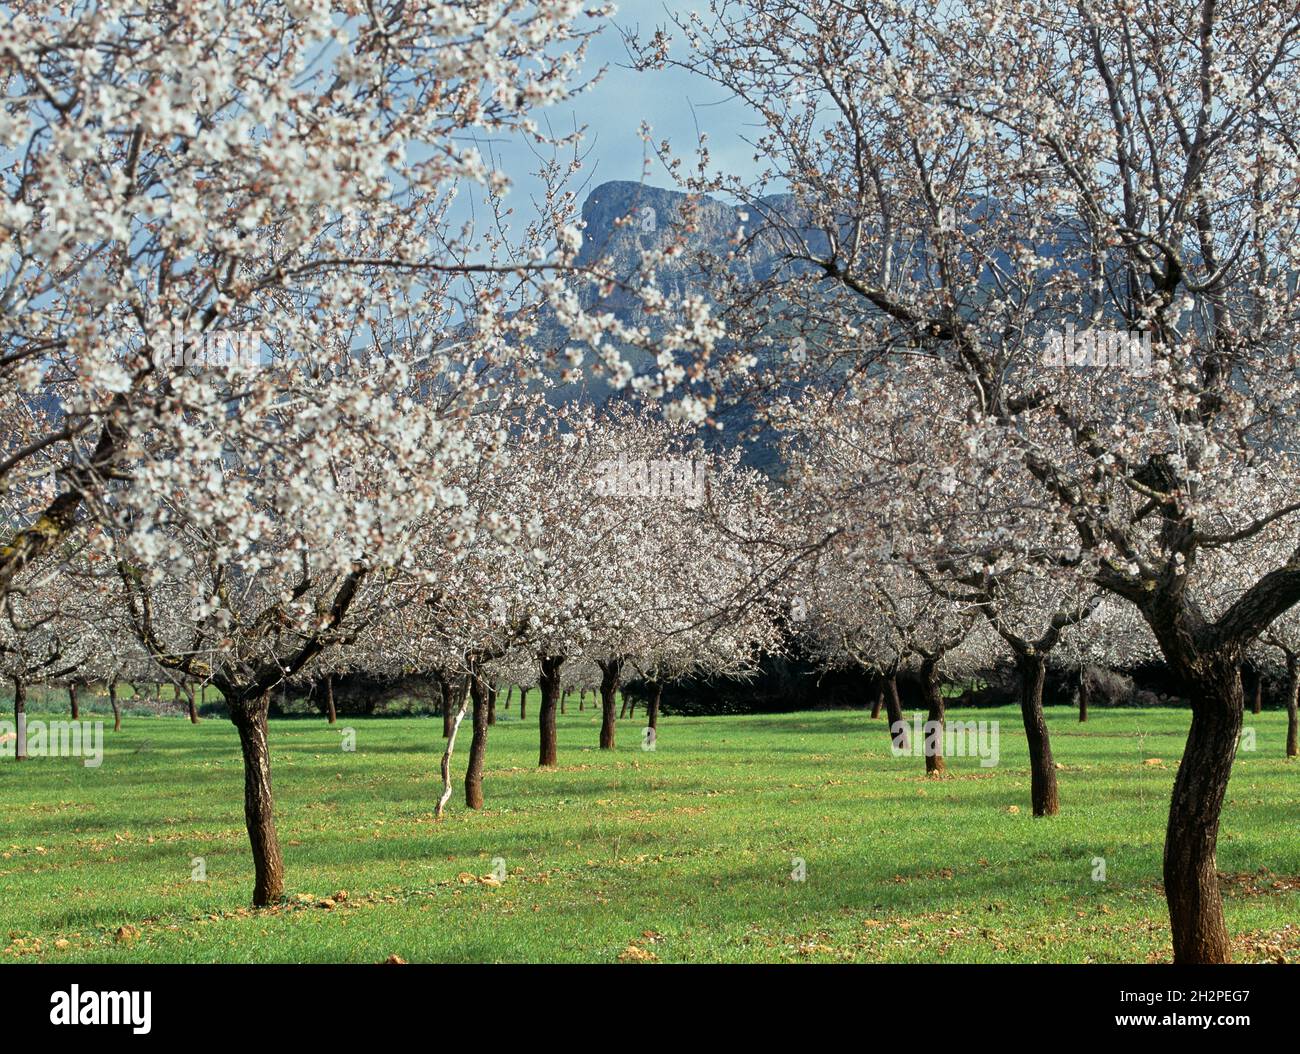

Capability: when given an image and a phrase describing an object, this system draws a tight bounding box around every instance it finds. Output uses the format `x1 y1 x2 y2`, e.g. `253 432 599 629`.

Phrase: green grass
2 702 1297 963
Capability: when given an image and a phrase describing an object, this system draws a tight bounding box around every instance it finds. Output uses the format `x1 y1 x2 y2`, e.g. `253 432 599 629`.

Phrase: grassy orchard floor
1 701 1298 963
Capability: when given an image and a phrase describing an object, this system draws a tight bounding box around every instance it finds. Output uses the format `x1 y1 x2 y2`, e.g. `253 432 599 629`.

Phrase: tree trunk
186 683 200 723
465 673 489 809
437 671 452 737
1252 672 1262 715
1078 671 1089 723
519 686 528 721
325 673 337 725
648 683 662 732
1014 652 1059 817
884 674 909 752
1163 658 1242 964
486 681 497 726
870 677 883 719
108 679 121 732
598 658 622 750
1287 653 1299 759
436 685 472 819
504 685 512 710
229 693 285 907
920 659 945 776
13 675 26 760
538 657 564 767
68 683 79 720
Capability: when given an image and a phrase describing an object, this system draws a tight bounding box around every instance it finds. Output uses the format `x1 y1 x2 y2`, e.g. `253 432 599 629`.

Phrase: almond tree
635 0 1300 962
2 0 668 905
1056 598 1161 723
0 554 101 757
0 0 627 603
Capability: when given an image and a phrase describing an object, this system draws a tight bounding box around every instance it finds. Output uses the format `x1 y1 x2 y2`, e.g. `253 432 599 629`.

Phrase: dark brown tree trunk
504 685 512 710
920 659 945 776
439 674 452 737
465 672 489 809
68 683 79 720
519 686 528 721
884 674 909 752
1252 672 1262 715
13 675 26 760
108 680 121 732
185 683 200 723
648 683 662 732
1163 658 1242 964
560 691 566 715
229 693 285 907
538 657 563 767
1287 653 1299 759
486 681 497 726
598 658 622 750
1015 652 1059 817
870 677 883 718
325 673 337 725
1078 671 1089 722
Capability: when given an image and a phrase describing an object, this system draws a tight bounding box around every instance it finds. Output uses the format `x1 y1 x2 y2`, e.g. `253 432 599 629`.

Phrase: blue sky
466 2 762 222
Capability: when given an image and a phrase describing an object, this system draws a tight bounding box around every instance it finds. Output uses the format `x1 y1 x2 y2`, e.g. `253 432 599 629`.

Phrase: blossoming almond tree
0 0 687 905
636 0 1300 963
0 0 626 600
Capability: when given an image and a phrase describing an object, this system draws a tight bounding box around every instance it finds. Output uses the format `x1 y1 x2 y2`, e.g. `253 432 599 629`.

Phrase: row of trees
7 0 1300 964
2 393 782 902
623 0 1300 962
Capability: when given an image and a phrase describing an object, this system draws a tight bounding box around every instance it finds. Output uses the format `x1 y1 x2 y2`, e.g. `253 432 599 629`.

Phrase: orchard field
10 0 1300 972
3 699 1297 964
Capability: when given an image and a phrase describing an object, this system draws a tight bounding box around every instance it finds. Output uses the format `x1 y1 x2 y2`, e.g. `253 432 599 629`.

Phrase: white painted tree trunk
436 693 472 819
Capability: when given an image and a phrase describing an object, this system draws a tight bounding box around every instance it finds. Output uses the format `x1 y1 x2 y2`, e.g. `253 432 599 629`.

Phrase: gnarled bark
1015 651 1059 817
229 693 284 907
538 656 564 767
1163 658 1242 963
12 675 26 760
598 657 623 750
465 672 490 809
1286 653 1299 759
920 658 945 776
884 673 909 752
